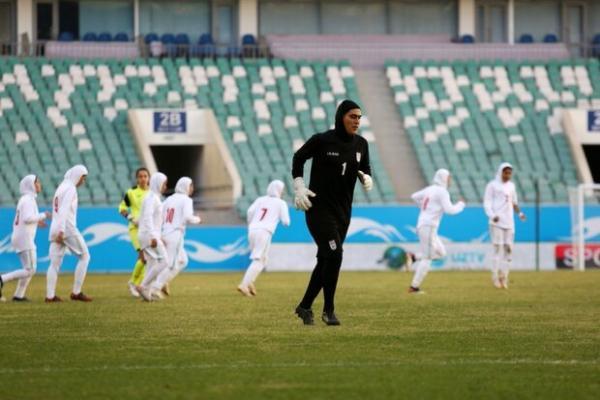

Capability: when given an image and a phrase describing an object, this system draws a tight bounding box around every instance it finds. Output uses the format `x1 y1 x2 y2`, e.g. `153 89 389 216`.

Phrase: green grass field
1 270 599 400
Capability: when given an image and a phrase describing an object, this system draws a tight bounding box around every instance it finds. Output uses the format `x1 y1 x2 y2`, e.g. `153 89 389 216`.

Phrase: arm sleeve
140 197 156 238
441 191 465 215
292 134 319 179
359 140 372 176
118 192 130 214
410 188 427 206
512 186 519 206
184 198 201 224
280 201 291 227
246 199 259 224
483 183 494 218
56 188 76 233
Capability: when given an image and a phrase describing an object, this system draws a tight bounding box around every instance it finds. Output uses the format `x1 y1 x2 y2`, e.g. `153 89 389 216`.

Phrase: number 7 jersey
247 196 290 234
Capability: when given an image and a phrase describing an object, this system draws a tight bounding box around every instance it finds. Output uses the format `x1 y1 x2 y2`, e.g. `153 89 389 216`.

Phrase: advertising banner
0 205 598 273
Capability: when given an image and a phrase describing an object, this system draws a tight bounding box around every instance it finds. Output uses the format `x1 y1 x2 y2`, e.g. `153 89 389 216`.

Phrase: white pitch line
0 359 597 375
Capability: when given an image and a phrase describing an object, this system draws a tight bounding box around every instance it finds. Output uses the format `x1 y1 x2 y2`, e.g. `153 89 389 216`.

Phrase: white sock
141 259 165 288
491 246 501 284
1 269 30 283
411 259 431 288
241 260 264 287
164 267 181 285
72 253 90 295
501 247 512 282
152 267 174 291
14 276 33 298
46 263 59 299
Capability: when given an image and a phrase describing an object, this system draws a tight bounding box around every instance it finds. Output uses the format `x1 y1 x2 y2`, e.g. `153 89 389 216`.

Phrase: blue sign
153 111 186 133
0 205 598 273
587 110 600 132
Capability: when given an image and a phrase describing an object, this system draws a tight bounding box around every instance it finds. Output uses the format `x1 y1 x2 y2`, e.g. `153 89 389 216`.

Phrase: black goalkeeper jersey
292 130 371 225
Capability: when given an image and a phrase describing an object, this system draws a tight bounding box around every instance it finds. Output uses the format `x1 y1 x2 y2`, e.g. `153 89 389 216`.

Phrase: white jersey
49 181 79 239
138 192 164 248
412 186 465 228
11 194 46 252
247 196 290 234
162 193 201 237
484 180 518 230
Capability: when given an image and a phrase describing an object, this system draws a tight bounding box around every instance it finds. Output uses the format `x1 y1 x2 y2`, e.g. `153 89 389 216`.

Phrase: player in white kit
0 175 50 301
484 162 526 289
46 165 92 302
237 180 290 297
409 169 465 293
150 177 201 298
135 172 168 301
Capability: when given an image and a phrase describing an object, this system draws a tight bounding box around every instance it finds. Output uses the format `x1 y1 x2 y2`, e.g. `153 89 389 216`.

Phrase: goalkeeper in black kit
292 99 373 326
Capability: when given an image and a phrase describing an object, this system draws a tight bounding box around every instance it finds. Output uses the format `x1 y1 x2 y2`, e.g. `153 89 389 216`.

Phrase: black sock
322 253 342 313
299 257 325 309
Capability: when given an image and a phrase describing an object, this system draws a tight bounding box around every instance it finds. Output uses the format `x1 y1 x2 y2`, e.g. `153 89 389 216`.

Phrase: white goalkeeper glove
358 171 373 191
293 177 316 211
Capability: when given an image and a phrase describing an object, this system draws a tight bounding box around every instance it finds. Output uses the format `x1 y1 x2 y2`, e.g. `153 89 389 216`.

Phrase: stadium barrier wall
0 205 598 273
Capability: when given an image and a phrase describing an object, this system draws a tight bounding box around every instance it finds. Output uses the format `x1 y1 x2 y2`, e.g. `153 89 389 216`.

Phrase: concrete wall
238 0 257 38
458 0 476 36
16 0 32 41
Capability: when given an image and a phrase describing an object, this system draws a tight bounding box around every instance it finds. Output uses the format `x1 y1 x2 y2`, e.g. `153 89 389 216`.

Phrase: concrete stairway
354 69 425 202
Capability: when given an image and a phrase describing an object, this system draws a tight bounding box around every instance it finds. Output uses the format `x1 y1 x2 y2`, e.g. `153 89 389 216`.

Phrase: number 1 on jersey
341 162 347 176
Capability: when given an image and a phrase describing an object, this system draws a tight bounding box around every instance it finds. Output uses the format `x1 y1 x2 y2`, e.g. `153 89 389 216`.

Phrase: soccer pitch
1 271 598 400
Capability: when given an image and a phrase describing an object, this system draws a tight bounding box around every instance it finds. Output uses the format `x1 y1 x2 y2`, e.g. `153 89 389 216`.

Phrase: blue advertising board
0 205 598 273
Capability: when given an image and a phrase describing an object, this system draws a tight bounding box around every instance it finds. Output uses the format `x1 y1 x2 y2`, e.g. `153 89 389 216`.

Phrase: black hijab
333 99 361 142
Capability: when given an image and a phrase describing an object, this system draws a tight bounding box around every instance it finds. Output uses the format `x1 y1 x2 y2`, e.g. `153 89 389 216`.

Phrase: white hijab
149 172 168 195
19 174 37 197
266 180 285 198
175 177 193 196
432 169 450 189
64 165 88 186
495 162 513 182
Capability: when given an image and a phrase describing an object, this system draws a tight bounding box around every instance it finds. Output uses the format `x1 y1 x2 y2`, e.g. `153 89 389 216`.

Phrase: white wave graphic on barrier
79 223 249 263
560 216 600 241
404 225 453 243
347 217 406 242
0 235 13 254
81 223 131 247
185 236 249 263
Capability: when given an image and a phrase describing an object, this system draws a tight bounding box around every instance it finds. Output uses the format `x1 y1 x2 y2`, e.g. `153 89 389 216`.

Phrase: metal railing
0 39 272 60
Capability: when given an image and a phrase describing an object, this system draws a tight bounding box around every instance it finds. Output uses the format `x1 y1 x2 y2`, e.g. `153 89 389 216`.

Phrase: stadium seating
0 57 394 212
518 34 534 44
385 58 593 203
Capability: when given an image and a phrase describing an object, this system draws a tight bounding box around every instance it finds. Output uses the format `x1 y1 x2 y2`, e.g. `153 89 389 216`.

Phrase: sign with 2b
587 110 600 132
153 111 186 133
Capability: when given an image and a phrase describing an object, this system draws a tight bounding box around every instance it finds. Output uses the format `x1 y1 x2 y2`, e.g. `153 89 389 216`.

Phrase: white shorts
249 229 272 264
417 225 446 260
490 225 514 246
163 231 188 271
49 231 89 260
143 240 167 261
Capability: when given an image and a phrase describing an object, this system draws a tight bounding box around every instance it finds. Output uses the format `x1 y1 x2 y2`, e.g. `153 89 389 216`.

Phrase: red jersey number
422 197 430 211
14 211 20 226
54 197 59 213
165 208 175 224
259 208 268 221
